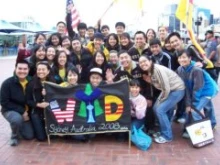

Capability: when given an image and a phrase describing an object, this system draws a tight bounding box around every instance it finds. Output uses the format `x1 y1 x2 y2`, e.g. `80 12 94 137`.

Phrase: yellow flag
175 0 193 30
176 0 213 67
138 0 143 11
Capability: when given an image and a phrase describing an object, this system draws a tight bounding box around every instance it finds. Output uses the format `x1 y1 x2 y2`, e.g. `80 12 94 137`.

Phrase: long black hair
46 33 62 47
33 61 55 88
34 33 46 44
92 50 108 69
146 28 156 43
139 55 155 76
120 32 134 51
105 33 120 51
30 44 46 64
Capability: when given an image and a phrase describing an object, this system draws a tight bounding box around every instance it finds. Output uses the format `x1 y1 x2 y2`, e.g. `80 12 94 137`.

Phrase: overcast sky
0 0 219 31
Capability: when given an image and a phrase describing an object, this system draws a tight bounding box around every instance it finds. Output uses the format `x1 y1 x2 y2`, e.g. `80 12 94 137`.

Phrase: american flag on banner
50 99 76 124
66 0 80 29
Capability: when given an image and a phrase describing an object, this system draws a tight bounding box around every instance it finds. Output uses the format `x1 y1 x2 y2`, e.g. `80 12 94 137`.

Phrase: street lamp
195 16 203 37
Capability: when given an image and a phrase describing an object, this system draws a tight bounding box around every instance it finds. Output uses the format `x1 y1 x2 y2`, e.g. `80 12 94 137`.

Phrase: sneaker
147 129 156 136
177 118 186 124
182 132 190 139
10 138 18 146
212 125 217 132
152 132 161 138
154 136 172 144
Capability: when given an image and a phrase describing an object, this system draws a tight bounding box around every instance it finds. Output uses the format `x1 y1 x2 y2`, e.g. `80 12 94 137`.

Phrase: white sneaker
152 132 161 138
177 118 186 124
154 136 172 144
182 132 190 139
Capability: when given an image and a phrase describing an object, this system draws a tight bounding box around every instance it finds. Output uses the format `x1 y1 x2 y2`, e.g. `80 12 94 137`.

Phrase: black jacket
0 76 31 114
121 42 134 51
69 48 93 83
66 13 78 39
128 45 151 62
152 51 172 69
26 79 44 116
114 61 142 82
26 76 54 117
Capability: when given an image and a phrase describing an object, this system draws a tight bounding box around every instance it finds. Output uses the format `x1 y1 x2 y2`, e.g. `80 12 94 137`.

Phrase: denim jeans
153 90 185 140
174 98 186 120
31 113 47 141
3 111 34 140
131 118 145 129
187 97 217 128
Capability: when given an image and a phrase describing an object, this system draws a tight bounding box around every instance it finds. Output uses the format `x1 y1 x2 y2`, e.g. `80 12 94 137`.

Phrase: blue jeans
31 113 47 141
131 118 145 129
188 97 217 128
153 90 185 140
3 111 34 140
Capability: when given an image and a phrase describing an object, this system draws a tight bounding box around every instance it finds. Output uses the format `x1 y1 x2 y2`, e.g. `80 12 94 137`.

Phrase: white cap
89 67 103 76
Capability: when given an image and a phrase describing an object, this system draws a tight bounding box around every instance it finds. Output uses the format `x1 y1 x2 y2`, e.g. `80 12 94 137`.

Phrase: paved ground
0 57 220 165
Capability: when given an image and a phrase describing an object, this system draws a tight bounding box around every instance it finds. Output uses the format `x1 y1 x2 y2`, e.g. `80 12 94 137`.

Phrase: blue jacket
177 62 218 108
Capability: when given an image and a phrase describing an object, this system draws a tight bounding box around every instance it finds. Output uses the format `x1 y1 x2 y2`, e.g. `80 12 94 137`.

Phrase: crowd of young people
1 4 219 147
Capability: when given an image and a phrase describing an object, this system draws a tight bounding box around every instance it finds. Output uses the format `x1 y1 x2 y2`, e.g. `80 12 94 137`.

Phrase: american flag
67 0 80 29
50 99 76 124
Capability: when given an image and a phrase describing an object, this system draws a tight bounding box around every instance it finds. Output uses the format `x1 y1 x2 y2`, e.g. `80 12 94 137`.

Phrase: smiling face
146 30 155 41
165 42 172 51
67 70 78 85
95 52 105 66
108 35 117 47
36 47 46 60
134 33 146 48
178 52 191 67
57 23 66 34
94 38 103 49
169 35 183 51
58 52 67 67
46 47 56 61
72 40 81 52
90 73 102 87
130 85 140 97
35 35 46 45
87 29 95 38
36 64 50 80
120 36 129 46
139 56 152 71
51 35 60 46
119 52 131 69
62 38 71 49
158 26 167 40
150 44 161 55
109 52 119 65
116 26 125 35
15 63 29 80
101 28 109 37
78 28 86 37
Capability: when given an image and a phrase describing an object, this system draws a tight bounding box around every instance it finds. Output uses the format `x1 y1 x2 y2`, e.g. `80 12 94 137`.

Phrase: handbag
186 109 214 148
131 125 152 151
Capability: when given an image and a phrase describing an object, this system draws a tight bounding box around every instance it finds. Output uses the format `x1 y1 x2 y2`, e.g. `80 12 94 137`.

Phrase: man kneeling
0 60 34 146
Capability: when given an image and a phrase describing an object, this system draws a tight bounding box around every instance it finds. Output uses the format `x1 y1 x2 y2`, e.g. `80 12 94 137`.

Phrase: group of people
0 4 219 147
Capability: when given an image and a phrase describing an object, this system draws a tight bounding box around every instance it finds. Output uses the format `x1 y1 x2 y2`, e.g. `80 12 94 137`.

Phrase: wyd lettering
44 80 131 135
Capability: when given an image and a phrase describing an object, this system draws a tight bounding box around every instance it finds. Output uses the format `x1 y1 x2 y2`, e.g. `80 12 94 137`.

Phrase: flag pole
99 1 115 20
185 0 190 44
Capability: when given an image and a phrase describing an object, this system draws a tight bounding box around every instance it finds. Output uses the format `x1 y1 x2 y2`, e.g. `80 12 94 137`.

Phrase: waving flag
66 0 80 29
175 0 193 30
175 0 207 58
